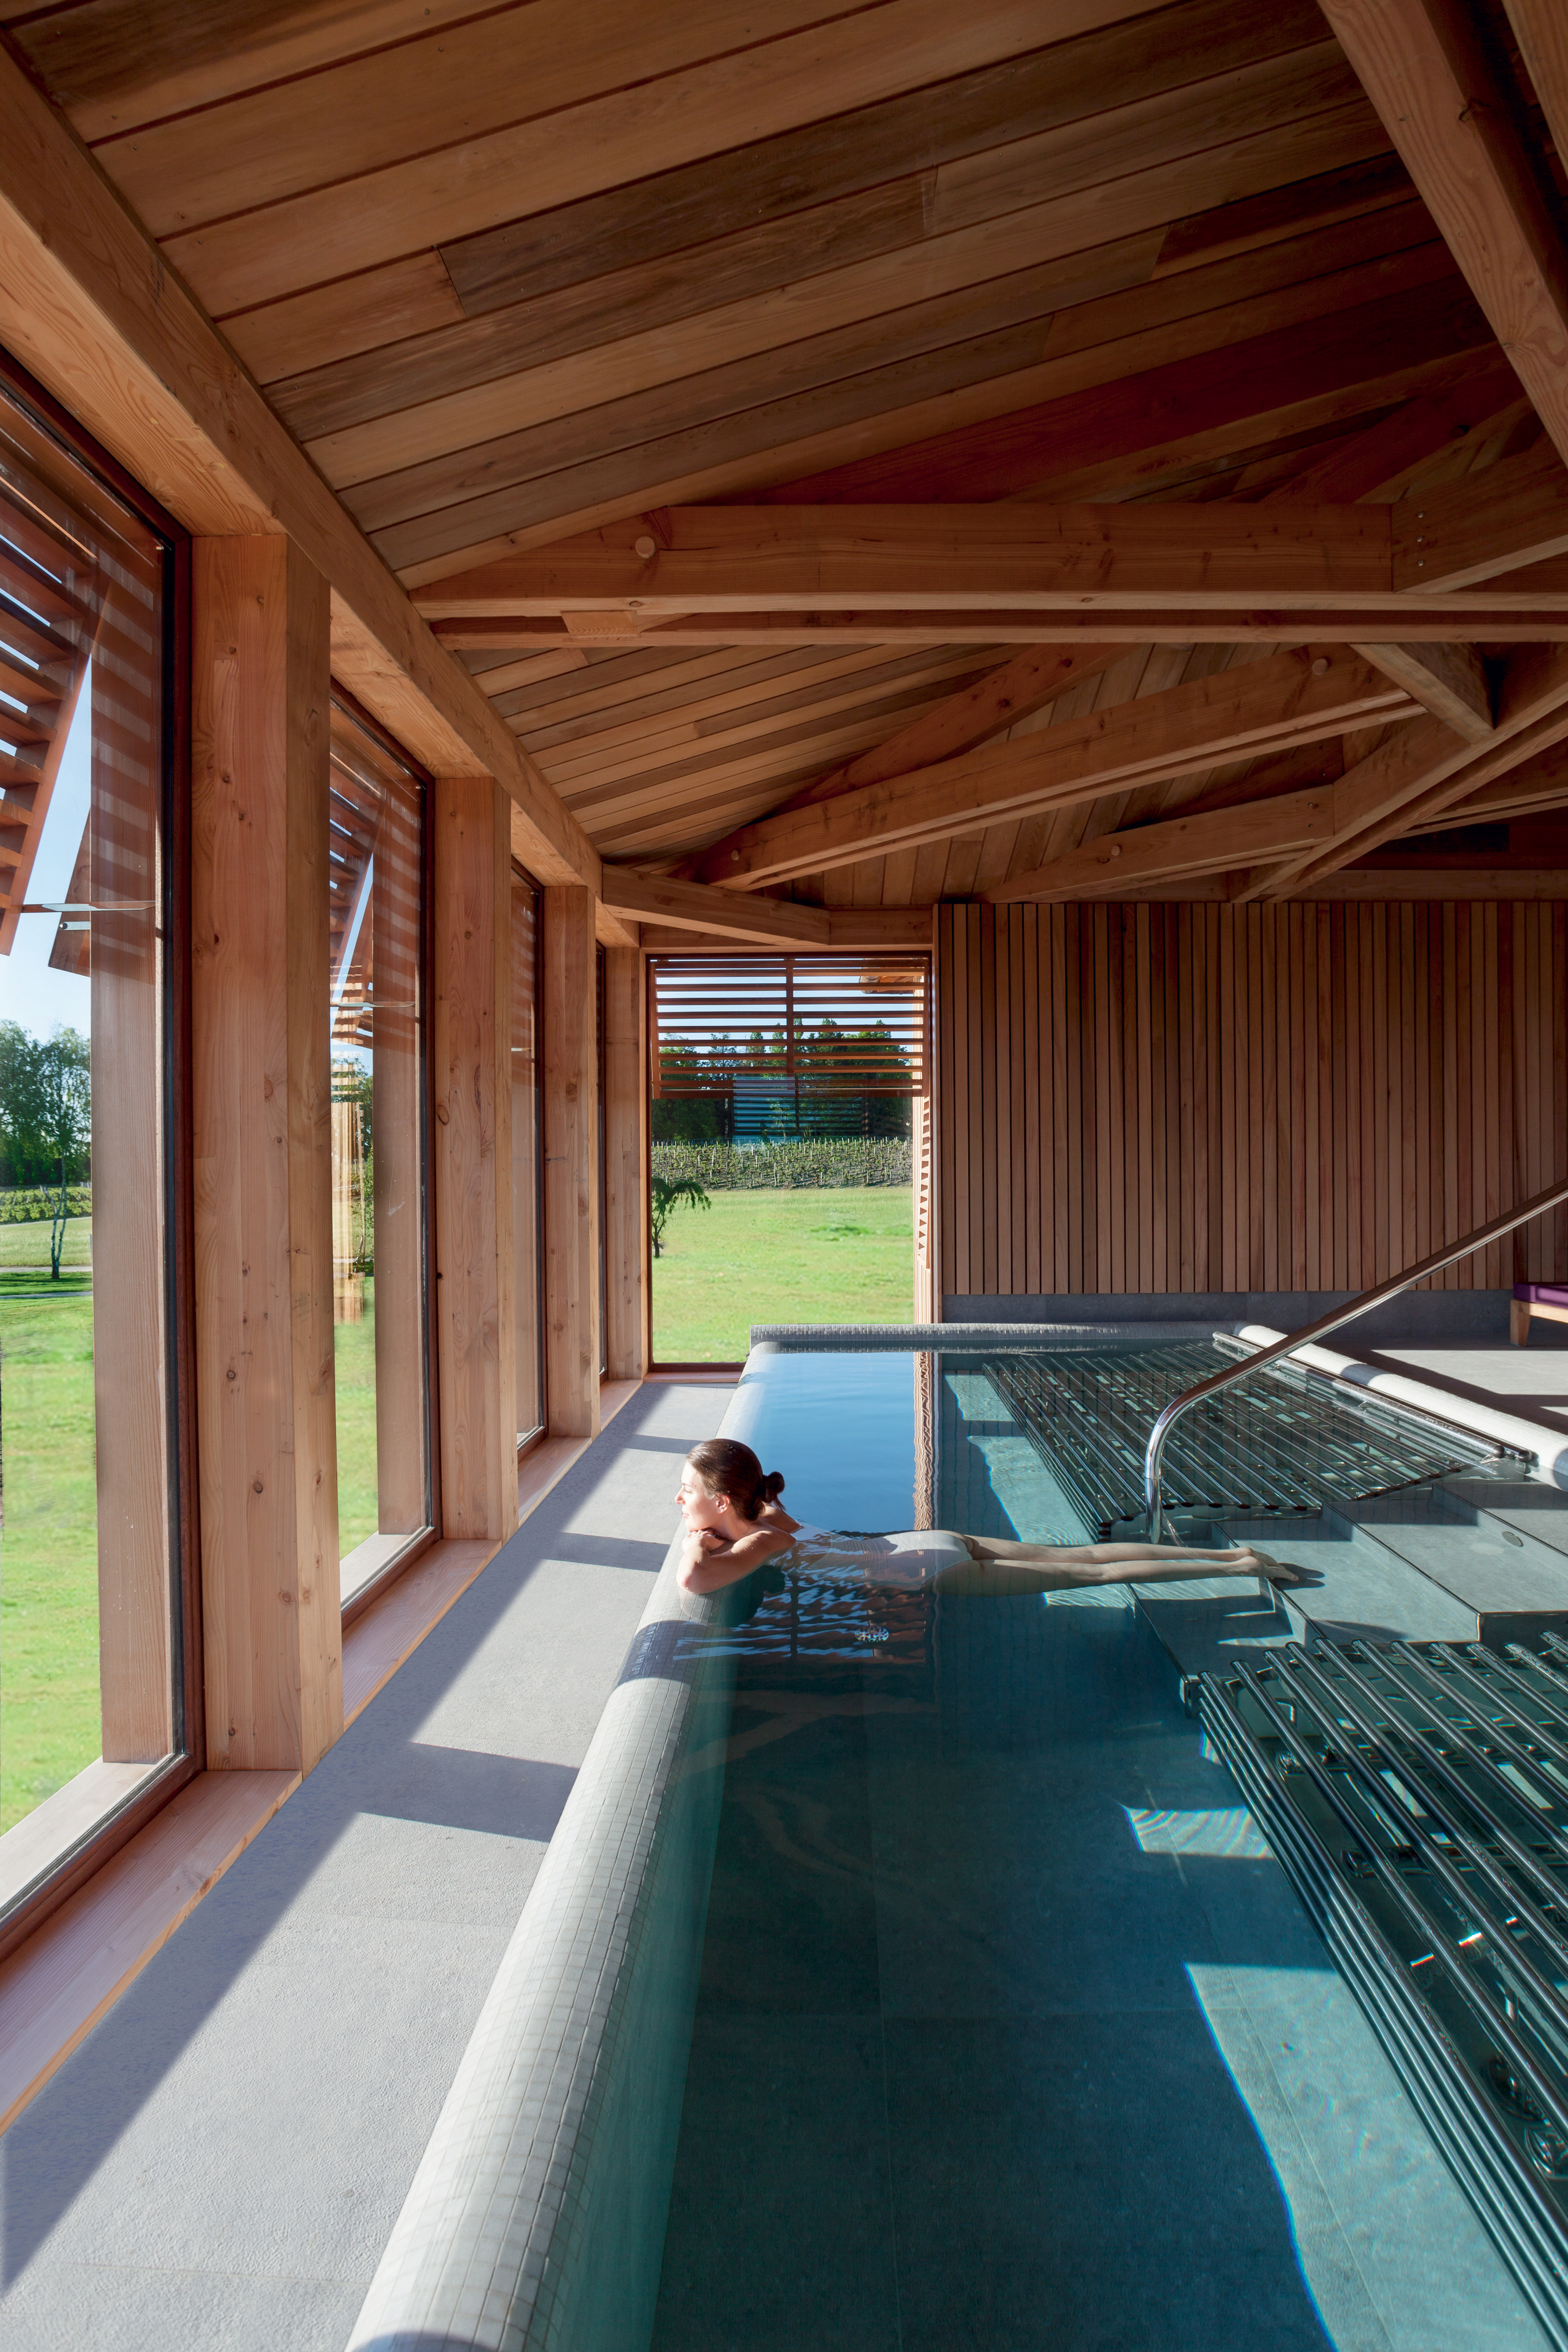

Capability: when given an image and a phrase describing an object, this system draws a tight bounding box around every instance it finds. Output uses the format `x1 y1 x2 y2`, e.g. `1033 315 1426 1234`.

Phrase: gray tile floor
0 1383 730 2352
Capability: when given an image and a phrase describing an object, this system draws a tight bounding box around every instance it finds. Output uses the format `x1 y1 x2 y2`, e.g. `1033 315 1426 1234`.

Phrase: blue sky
0 676 91 1042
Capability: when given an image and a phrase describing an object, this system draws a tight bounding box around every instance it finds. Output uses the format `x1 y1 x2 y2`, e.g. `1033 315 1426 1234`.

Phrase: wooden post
191 536 342 1776
432 777 516 1539
601 945 647 1381
544 886 602 1437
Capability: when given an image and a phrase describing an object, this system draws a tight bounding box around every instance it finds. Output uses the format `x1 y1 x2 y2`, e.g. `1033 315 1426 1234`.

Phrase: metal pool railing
1143 1172 1568 1542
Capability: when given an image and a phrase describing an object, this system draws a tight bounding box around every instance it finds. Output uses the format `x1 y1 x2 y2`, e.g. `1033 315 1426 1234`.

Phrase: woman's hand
678 1521 790 1595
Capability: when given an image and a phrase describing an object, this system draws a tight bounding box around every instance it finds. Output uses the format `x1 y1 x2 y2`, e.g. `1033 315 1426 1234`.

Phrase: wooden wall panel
936 901 1568 1299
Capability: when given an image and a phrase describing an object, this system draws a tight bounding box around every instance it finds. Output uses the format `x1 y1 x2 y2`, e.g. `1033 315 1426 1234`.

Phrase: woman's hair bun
685 1438 783 1520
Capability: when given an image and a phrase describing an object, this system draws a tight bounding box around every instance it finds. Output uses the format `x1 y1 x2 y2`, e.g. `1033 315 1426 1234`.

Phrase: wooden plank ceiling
9 0 1568 914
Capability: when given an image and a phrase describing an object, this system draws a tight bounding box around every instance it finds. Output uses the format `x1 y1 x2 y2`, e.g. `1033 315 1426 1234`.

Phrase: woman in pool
675 1438 1301 1596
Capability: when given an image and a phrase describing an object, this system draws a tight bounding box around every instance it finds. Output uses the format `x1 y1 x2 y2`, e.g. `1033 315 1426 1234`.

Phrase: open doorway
648 953 930 1364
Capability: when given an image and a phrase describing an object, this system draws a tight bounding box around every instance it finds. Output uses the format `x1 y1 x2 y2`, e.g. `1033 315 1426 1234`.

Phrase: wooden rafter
1317 0 1568 468
413 497 1568 620
434 607 1568 647
681 648 1411 889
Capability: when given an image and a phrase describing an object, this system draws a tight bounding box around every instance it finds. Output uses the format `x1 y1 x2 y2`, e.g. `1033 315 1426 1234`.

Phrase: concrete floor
1367 1328 1568 1433
0 1382 731 2352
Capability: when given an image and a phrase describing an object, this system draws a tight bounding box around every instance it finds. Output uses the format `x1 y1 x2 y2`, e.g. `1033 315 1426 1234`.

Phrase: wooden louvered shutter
0 463 95 956
649 953 929 1103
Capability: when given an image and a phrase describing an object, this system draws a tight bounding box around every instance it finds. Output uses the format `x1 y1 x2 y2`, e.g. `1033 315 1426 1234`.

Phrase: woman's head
678 1438 785 1528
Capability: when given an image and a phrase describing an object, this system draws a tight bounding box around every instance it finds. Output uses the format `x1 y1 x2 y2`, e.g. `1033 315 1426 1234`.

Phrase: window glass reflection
328 703 430 1606
512 867 544 1444
0 376 175 1875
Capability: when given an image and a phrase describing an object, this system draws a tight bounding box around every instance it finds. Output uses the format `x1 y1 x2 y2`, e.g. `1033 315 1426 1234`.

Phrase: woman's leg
956 1533 1299 1588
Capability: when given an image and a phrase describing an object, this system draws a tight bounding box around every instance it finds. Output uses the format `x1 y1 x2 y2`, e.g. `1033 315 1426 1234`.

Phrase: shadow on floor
0 1384 708 2295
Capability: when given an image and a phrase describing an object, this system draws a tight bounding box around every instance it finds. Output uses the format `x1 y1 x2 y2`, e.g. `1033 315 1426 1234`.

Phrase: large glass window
328 700 431 1608
511 866 544 1444
0 365 182 1901
648 954 928 1363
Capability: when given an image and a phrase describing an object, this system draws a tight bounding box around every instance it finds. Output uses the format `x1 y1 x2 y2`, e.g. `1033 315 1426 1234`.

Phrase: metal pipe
1143 1169 1568 1539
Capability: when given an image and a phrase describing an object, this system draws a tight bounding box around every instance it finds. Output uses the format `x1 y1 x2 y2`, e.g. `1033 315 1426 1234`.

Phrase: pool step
1133 1495 1568 1688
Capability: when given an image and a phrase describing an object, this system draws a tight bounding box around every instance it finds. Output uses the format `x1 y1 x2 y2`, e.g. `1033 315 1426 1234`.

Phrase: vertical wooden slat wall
936 903 1568 1300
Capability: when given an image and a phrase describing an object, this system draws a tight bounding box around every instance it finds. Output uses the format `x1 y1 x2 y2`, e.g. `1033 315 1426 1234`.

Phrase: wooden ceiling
7 0 1568 919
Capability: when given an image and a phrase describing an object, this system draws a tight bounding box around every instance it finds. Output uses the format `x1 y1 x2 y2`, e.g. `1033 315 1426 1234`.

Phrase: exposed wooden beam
415 504 1395 614
1348 641 1494 740
1262 645 1568 892
638 910 936 955
601 870 831 946
1317 0 1568 468
1448 735 1568 821
1388 444 1568 589
686 649 1413 890
415 500 1568 621
435 607 1568 647
0 42 597 887
986 787 1335 904
668 643 1125 883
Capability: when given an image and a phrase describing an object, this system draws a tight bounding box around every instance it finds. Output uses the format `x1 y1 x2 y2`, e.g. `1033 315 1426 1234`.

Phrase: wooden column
601 945 647 1381
544 885 602 1437
432 777 516 1539
192 536 341 1776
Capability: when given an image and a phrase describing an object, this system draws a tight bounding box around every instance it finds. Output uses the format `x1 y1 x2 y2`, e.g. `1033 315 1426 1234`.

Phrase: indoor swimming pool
357 1334 1568 2352
643 1340 1566 2352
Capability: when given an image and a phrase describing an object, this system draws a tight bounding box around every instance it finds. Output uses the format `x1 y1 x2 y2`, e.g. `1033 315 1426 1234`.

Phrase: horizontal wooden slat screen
649 952 928 1096
0 450 94 953
937 902 1568 1300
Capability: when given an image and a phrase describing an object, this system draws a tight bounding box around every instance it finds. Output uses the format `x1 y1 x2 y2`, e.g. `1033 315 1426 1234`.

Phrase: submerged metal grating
977 1345 1498 1534
1202 1633 1568 2350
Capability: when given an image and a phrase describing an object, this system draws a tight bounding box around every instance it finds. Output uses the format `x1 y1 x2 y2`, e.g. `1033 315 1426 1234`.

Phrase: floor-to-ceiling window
511 864 545 1445
648 954 929 1364
0 357 189 1923
327 698 432 1609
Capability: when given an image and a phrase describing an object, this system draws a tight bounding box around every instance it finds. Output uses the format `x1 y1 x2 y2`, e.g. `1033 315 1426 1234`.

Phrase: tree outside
0 1023 92 1279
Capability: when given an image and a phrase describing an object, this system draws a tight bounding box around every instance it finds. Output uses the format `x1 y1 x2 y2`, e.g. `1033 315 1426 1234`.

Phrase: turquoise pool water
645 1345 1545 2352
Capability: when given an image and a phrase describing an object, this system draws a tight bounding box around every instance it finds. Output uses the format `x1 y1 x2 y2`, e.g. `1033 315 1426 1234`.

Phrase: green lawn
0 1256 383 1838
652 1184 913 1362
0 1214 91 1269
334 1280 380 1556
0 1270 99 1832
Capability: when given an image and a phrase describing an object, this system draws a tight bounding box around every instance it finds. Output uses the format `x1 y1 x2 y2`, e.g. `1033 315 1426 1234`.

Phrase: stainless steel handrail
1142 1171 1568 1540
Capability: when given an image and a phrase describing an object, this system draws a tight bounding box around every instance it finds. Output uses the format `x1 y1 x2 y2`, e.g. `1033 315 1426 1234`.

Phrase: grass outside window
652 1185 913 1363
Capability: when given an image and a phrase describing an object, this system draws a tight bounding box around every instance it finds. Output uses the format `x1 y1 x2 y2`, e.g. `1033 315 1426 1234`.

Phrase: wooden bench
1512 1284 1568 1344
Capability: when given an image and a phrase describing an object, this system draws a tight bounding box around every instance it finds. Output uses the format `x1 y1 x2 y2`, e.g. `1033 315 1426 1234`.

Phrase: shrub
0 1185 92 1223
649 1138 910 1190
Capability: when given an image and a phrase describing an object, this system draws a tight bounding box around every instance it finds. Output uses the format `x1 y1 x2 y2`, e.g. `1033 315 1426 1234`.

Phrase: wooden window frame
327 683 442 1629
0 344 197 1967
